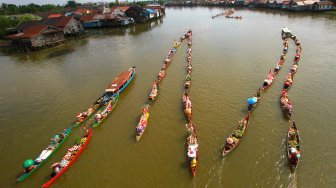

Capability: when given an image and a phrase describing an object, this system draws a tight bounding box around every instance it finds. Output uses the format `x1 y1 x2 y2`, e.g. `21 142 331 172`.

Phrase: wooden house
282 1 290 9
235 0 246 6
255 0 268 7
13 16 84 36
111 6 130 17
80 14 102 28
125 6 149 23
6 25 65 49
312 1 334 11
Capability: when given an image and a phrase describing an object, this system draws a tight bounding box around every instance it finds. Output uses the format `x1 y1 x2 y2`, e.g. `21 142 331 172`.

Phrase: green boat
92 94 119 128
17 127 72 182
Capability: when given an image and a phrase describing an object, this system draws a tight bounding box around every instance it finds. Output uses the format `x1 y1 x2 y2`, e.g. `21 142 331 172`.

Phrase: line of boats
211 8 242 19
18 67 136 187
135 33 182 141
17 28 303 186
182 30 199 177
222 27 302 172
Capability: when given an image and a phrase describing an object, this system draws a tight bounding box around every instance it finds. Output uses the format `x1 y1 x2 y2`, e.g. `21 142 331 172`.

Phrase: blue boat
102 66 136 103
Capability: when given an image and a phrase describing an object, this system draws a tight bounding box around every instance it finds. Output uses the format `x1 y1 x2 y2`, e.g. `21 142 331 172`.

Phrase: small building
146 4 166 14
15 16 84 36
80 14 102 28
255 0 268 7
145 9 156 19
6 25 65 49
282 1 290 9
111 6 130 17
117 16 135 26
125 6 149 23
244 0 254 6
312 1 334 11
93 14 119 27
288 0 307 11
266 0 276 8
235 0 246 6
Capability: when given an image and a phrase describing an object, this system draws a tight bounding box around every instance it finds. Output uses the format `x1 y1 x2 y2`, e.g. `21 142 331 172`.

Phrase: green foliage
157 0 165 5
135 1 147 7
65 0 78 8
109 2 117 7
0 16 19 38
0 15 40 38
0 3 63 15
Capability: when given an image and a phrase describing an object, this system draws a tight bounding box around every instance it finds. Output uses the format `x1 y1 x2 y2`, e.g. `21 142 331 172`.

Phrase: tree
66 0 78 8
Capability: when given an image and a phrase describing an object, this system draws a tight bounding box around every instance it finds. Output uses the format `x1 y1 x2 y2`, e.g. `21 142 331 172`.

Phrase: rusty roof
48 14 62 18
111 6 130 12
105 67 135 93
316 1 334 5
6 26 62 39
80 14 95 22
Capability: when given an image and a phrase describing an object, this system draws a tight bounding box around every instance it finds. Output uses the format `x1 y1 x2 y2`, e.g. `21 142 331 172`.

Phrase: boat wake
287 173 298 188
204 157 225 188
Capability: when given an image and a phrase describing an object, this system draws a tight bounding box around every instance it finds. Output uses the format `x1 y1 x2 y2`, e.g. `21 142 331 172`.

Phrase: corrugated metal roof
6 26 61 39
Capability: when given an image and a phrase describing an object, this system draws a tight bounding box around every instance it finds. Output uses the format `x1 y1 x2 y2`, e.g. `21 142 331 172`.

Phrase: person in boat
94 114 102 122
294 52 301 63
50 134 61 145
263 79 270 87
289 148 300 165
76 112 88 123
225 137 235 150
291 64 298 73
274 64 280 73
284 102 292 110
23 159 37 173
136 125 144 136
51 162 61 178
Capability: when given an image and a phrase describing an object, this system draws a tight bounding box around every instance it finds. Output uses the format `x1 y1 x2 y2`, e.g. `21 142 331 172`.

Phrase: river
0 7 336 188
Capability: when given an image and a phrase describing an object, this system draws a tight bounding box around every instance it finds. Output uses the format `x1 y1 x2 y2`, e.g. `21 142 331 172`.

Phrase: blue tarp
145 9 156 13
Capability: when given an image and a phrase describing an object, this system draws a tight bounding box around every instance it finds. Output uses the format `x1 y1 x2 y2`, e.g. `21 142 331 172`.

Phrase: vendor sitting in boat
289 148 300 165
136 125 144 136
274 64 280 73
294 52 301 63
76 112 88 123
291 64 298 73
225 137 235 150
22 159 37 173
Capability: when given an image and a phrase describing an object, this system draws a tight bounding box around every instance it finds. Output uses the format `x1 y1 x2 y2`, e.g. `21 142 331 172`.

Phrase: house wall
112 9 126 17
64 18 84 35
31 32 64 47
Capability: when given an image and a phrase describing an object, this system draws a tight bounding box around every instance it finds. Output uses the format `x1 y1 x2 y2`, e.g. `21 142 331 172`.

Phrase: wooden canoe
287 121 300 172
222 113 250 156
148 80 159 101
186 122 198 177
41 129 92 188
262 69 275 90
92 94 119 128
135 104 150 141
17 127 72 182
